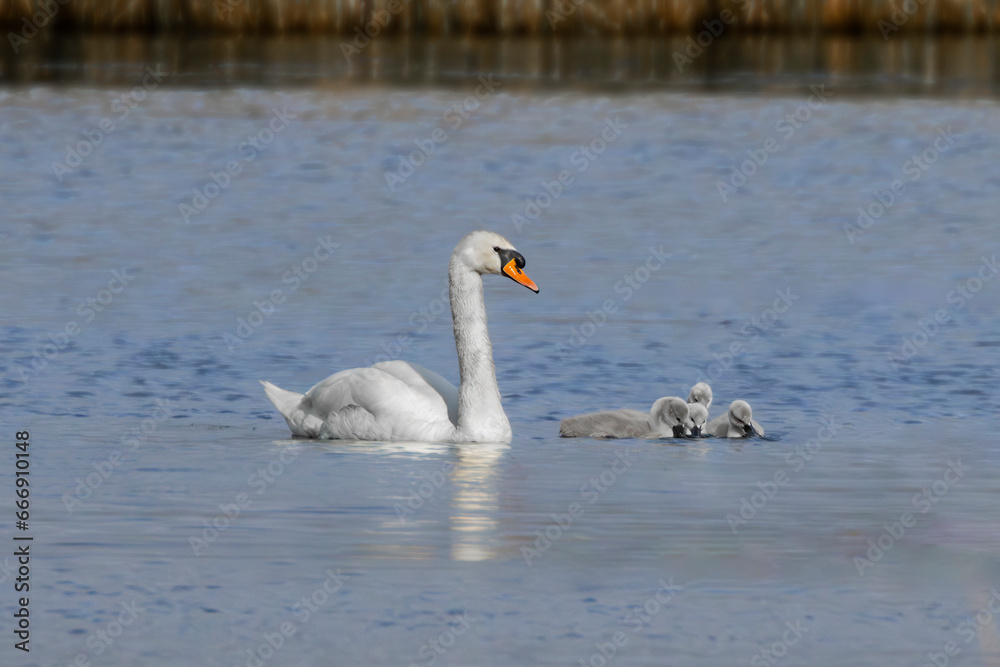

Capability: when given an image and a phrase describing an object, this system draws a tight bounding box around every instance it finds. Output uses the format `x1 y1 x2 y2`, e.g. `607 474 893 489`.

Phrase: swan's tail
259 380 304 420
260 380 325 437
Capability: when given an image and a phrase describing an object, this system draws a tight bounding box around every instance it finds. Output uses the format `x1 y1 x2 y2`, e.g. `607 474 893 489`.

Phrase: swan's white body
560 396 690 439
705 399 765 438
261 231 538 443
261 361 460 441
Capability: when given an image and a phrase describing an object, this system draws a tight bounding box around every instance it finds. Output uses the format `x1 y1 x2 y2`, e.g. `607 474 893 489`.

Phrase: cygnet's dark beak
671 424 685 438
690 425 702 437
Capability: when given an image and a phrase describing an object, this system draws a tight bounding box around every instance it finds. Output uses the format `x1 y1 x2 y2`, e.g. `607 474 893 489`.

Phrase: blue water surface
1 87 1000 665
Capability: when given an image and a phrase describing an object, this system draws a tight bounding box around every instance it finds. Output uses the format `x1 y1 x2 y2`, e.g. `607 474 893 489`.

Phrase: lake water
2 64 1000 665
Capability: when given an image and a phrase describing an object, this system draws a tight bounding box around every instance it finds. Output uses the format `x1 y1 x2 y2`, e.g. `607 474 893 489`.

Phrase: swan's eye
492 246 501 253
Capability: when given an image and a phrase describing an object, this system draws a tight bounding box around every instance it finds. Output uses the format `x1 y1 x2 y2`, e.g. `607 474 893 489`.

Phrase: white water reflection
310 438 506 561
449 442 507 561
312 439 452 458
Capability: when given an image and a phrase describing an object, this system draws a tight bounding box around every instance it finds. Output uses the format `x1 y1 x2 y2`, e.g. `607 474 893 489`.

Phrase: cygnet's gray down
685 402 709 437
560 397 690 439
687 382 713 412
705 400 765 438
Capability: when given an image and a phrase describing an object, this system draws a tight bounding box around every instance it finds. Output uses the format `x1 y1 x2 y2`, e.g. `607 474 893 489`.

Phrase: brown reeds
0 0 997 33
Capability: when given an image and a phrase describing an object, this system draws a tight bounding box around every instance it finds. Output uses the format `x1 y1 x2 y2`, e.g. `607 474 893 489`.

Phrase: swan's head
688 382 712 410
727 400 762 437
453 231 539 293
650 396 689 438
685 402 708 437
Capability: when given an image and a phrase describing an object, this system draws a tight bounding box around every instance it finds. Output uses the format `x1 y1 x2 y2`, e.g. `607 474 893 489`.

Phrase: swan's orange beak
502 258 539 293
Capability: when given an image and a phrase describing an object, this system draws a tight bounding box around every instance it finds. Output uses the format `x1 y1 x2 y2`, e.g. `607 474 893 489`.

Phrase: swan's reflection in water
449 443 507 562
314 440 452 458
309 439 506 561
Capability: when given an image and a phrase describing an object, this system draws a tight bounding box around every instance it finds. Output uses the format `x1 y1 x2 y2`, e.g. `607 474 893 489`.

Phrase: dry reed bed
1 0 998 33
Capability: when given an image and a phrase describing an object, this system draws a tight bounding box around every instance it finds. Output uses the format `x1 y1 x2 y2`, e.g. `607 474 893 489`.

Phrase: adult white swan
260 231 539 442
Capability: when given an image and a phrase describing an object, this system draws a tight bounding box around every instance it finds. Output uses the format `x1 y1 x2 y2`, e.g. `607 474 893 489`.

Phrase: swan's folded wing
304 365 455 441
371 361 459 425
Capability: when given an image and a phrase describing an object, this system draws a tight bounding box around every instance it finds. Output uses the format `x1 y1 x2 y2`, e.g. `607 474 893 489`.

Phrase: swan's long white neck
449 257 511 442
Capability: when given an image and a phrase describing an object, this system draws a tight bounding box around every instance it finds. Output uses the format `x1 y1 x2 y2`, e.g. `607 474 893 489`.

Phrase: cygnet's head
452 231 539 292
688 382 712 411
727 400 762 437
685 402 708 437
650 397 690 438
